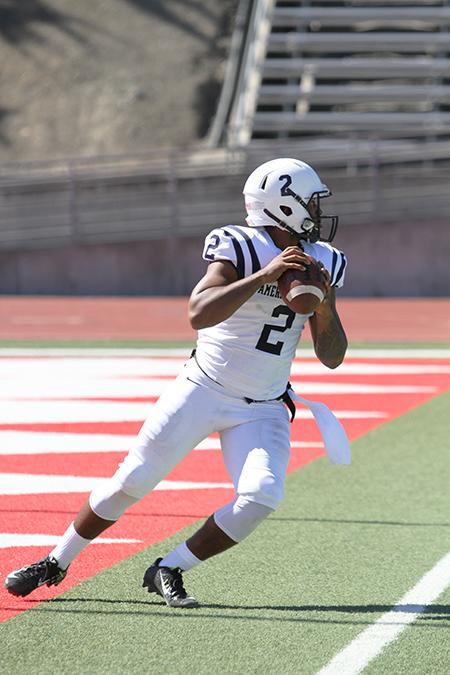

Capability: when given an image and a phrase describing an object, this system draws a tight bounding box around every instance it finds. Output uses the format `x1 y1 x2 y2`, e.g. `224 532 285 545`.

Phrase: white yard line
1 358 450 378
0 473 233 495
0 432 324 455
317 549 450 675
0 401 387 424
0 357 185 377
0 431 137 455
0 533 141 548
0 381 436 399
0 400 156 423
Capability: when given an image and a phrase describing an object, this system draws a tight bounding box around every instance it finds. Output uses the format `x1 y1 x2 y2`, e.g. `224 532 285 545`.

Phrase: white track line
0 349 193 358
0 473 233 495
344 349 450 359
290 363 450 376
0 533 141 548
1 348 450 358
317 549 450 675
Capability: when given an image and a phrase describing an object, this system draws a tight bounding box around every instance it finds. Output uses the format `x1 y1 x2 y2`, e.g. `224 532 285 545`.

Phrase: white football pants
110 358 291 511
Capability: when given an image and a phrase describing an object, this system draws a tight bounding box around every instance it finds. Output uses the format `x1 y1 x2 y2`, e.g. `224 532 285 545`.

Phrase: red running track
1 297 450 342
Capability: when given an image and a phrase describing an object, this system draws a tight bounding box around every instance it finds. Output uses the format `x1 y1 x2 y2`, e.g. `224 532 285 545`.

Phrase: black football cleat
4 556 68 597
143 558 199 608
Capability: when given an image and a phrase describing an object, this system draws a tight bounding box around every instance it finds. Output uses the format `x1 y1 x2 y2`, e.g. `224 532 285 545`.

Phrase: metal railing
1 139 450 251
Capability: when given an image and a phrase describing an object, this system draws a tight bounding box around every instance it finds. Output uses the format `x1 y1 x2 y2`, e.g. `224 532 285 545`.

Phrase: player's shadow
268 516 450 528
36 598 450 627
199 603 450 621
4 510 449 528
0 508 207 519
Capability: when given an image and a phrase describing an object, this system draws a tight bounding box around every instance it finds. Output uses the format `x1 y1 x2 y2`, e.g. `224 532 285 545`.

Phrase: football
278 256 326 314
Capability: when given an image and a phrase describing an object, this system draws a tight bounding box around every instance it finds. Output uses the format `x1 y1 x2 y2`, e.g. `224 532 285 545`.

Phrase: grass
0 340 196 349
2 391 450 674
1 340 450 350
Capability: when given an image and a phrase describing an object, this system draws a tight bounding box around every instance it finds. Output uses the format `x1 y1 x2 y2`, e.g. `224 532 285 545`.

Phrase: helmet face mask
243 158 338 243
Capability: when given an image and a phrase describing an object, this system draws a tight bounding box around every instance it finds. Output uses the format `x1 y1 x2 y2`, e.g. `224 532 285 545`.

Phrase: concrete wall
337 218 450 297
0 236 206 296
0 219 449 297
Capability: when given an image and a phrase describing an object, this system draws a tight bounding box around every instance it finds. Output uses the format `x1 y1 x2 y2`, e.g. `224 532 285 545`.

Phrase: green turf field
1 340 450 350
2 388 449 674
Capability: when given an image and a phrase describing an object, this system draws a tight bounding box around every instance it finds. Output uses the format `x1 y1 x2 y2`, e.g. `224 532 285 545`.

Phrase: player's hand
314 263 335 317
318 261 331 297
261 247 311 284
314 261 336 320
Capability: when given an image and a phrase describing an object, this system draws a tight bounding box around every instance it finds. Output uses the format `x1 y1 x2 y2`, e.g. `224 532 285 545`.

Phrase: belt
190 349 296 422
244 384 296 423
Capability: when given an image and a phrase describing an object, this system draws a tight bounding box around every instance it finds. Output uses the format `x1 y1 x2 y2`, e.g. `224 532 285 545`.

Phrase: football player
5 158 348 608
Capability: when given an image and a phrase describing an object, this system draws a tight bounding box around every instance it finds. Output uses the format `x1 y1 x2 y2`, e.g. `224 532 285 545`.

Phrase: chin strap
287 386 351 465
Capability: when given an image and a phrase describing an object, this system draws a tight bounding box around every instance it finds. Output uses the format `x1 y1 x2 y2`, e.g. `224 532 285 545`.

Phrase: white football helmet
243 157 338 242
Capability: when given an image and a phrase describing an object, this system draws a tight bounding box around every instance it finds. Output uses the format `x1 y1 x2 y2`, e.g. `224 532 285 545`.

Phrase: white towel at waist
288 389 351 465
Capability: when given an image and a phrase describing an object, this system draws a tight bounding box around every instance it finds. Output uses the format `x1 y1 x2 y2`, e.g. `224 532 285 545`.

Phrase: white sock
159 541 201 571
49 523 92 570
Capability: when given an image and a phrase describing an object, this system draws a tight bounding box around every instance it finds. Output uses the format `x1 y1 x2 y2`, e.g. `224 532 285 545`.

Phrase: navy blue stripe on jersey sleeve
330 249 339 284
223 229 245 279
239 230 261 274
333 252 347 287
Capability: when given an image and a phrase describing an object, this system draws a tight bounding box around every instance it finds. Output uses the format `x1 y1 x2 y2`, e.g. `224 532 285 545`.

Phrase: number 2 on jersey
204 234 220 260
255 305 296 355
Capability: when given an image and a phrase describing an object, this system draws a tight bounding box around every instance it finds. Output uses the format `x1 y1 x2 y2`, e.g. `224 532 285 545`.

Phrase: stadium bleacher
225 0 450 144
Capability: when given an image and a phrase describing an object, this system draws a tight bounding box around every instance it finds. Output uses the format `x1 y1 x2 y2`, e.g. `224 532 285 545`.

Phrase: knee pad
112 443 178 500
237 472 285 511
89 482 139 521
214 496 274 543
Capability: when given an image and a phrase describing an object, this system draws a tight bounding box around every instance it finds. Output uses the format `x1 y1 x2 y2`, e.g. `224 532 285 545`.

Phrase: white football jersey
195 225 347 400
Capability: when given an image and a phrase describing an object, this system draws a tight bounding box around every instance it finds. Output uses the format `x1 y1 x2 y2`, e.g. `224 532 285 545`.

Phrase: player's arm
308 285 347 369
189 247 310 330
